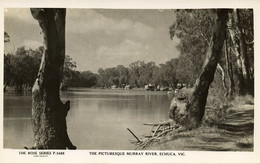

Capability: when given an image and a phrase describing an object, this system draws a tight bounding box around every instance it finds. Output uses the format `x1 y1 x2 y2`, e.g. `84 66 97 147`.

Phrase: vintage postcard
0 0 260 163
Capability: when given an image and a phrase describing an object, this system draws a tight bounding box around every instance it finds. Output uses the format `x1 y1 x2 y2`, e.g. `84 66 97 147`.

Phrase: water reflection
4 88 172 150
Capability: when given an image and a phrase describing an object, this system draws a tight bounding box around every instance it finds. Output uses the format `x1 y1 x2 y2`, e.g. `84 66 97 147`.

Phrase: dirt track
146 104 254 151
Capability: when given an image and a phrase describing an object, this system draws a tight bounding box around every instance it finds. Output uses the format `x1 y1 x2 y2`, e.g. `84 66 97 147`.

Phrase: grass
146 89 254 151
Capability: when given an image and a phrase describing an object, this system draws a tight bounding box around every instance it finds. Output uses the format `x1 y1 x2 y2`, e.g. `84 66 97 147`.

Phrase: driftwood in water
128 120 181 149
127 128 141 142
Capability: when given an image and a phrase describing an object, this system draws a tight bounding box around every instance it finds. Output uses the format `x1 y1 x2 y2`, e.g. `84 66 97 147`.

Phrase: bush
231 95 254 106
203 88 230 125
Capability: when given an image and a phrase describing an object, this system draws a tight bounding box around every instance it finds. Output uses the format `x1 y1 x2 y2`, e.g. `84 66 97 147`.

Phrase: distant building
177 83 185 90
145 84 155 91
160 87 169 91
111 85 117 90
125 85 133 90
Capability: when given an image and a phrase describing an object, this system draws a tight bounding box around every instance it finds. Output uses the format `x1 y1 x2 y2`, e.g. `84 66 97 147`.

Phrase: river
4 88 173 150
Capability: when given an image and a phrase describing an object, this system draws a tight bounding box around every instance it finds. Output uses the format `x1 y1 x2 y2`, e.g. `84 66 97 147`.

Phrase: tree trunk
227 10 253 95
201 31 228 96
217 63 228 96
235 9 254 95
4 84 7 92
30 8 76 149
170 9 228 129
224 39 235 97
227 12 245 95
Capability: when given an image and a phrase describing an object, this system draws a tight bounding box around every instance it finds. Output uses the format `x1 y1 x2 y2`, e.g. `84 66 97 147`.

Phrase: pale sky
4 8 180 72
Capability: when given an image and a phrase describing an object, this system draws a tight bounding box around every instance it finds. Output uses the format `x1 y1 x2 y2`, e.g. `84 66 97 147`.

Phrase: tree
158 59 179 89
171 9 228 129
227 9 254 95
4 31 10 43
176 55 197 86
97 68 106 88
117 65 129 87
224 39 235 96
4 31 11 92
77 71 98 87
170 9 232 95
170 10 212 78
61 55 77 90
4 47 42 93
4 54 12 92
129 61 143 87
138 62 158 87
30 8 76 149
128 61 159 88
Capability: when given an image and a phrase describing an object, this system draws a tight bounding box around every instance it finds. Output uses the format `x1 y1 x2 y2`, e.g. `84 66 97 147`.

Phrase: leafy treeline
4 30 196 91
61 55 98 89
4 46 195 91
4 46 42 92
3 46 98 92
97 59 195 89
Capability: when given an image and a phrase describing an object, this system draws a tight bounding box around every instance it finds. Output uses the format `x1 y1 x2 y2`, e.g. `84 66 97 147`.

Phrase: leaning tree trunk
30 8 76 149
170 9 228 129
202 32 228 96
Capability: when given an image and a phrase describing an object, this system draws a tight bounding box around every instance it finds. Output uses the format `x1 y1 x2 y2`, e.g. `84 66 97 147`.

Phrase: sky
4 8 180 73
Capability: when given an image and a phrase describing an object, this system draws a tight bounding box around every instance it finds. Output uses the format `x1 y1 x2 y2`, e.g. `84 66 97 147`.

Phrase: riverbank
145 95 254 151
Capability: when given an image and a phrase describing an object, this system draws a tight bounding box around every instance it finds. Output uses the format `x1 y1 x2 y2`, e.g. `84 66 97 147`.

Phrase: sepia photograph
1 1 260 163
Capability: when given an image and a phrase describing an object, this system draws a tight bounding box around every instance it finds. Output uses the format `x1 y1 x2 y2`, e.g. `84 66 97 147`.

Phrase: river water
4 88 173 150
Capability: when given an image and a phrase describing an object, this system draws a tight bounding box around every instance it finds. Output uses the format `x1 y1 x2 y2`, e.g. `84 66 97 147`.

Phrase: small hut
125 85 133 90
111 85 117 90
145 84 155 91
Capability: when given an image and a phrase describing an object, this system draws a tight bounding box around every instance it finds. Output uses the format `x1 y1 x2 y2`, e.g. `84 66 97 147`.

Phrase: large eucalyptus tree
170 9 228 129
30 8 76 149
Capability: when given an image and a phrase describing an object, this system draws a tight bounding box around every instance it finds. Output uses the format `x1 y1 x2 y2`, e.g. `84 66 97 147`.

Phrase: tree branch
246 40 254 45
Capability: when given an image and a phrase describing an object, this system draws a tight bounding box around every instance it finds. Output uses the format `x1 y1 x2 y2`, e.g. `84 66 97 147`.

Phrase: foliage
169 9 254 97
4 31 10 43
129 61 158 87
169 9 212 77
157 59 178 88
4 46 42 92
68 71 98 88
4 46 98 92
95 59 194 89
238 9 254 76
